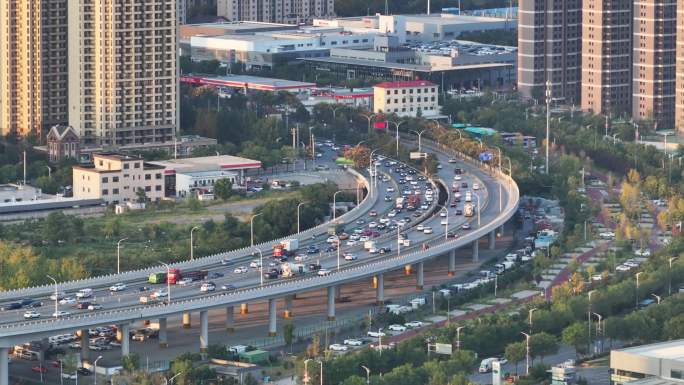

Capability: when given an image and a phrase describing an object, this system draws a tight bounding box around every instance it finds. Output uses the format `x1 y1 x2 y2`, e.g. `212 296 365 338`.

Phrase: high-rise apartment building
675 0 684 131
68 0 178 146
0 0 68 138
217 0 334 24
632 0 676 129
581 0 633 116
517 0 582 104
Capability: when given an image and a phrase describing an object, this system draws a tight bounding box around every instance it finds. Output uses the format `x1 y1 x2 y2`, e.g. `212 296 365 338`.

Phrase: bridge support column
159 318 168 348
472 240 479 262
268 298 277 336
240 303 249 315
226 306 235 332
119 323 130 357
80 329 90 364
489 231 496 250
448 250 456 276
283 295 294 318
499 224 504 237
376 273 385 305
0 347 8 385
327 286 336 321
182 312 191 329
199 310 209 353
416 262 424 290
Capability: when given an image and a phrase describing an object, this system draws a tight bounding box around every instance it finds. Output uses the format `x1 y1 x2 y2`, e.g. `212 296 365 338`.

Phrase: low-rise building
373 80 439 117
73 153 166 204
611 339 684 385
46 125 80 164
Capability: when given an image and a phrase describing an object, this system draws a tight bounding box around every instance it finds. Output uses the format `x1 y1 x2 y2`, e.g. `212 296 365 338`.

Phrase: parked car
388 324 407 332
343 339 363 346
329 344 348 352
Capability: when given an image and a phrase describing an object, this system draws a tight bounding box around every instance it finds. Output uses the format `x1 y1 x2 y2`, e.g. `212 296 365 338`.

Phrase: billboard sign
435 343 452 355
410 152 427 160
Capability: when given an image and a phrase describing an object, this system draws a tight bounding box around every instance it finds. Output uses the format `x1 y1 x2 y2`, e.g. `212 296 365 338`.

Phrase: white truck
465 191 472 202
364 240 376 250
464 203 475 217
395 197 405 209
281 262 307 278
281 239 299 251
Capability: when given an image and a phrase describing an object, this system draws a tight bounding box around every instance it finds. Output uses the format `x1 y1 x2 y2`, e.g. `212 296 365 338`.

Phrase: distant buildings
46 125 80 164
373 80 440 118
611 339 684 385
217 0 334 24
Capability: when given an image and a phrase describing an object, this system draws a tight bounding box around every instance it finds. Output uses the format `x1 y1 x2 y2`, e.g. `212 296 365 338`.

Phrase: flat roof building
373 80 440 118
217 0 334 25
611 339 684 385
180 75 317 93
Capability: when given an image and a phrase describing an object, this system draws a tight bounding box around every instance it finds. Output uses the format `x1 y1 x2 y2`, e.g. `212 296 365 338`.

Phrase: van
439 289 451 297
409 297 426 308
76 289 93 299
228 345 248 355
479 357 498 373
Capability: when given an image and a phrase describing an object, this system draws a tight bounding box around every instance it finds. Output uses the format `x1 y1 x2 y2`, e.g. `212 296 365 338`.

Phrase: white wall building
373 80 440 117
611 339 684 385
175 170 239 198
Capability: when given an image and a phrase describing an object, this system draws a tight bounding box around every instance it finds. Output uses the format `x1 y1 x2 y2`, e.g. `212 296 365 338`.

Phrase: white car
318 269 331 276
329 344 348 352
344 254 357 261
346 240 358 246
23 311 41 319
367 330 386 338
616 265 632 272
423 227 433 234
416 224 425 231
249 260 261 268
177 278 193 286
387 211 397 218
109 283 127 292
234 266 248 274
344 339 363 346
87 304 103 311
200 283 216 292
59 297 76 305
440 211 447 217
404 321 424 329
599 231 615 239
386 187 395 192
151 289 168 298
388 324 407 332
441 219 448 225
368 222 378 228
52 311 71 318
473 183 480 190
453 175 462 181
49 292 65 301
326 236 338 243
591 274 603 282
635 249 651 257
448 158 457 163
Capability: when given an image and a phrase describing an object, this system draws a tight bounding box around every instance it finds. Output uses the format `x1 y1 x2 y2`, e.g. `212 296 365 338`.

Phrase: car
591 274 603 282
221 259 231 265
448 158 457 163
326 236 339 243
369 210 378 217
473 183 480 190
87 304 103 311
109 283 127 292
388 324 407 332
344 339 363 346
616 265 632 272
344 254 357 261
23 311 40 319
405 321 424 328
455 209 463 215
132 333 147 342
624 260 640 268
76 302 91 310
329 343 348 352
234 266 248 274
599 231 615 239
177 278 193 286
52 311 71 318
346 240 358 246
453 175 462 181
462 223 471 230
306 247 320 254
32 366 48 373
221 284 237 291
356 219 366 225
461 182 468 188
151 289 168 298
200 282 216 292
367 330 386 338
208 271 224 279
318 269 331 276
378 247 391 254
76 367 92 376
441 219 448 225
384 195 392 202
61 373 78 380
447 232 456 238
0 302 21 311
59 297 76 305
635 249 651 257
423 227 433 234
440 211 447 217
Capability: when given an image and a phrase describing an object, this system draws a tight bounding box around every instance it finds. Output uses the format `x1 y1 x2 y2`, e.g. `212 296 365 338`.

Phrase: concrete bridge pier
199 310 209 353
182 312 191 329
472 240 479 262
268 298 277 336
448 250 456 276
119 323 130 357
80 329 90 363
284 295 294 318
0 347 8 385
158 318 168 348
226 306 235 332
489 231 496 250
499 224 504 237
376 273 385 305
416 262 424 290
327 286 336 321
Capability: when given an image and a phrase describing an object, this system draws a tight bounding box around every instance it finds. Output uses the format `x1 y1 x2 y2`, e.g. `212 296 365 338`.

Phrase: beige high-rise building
581 0 633 116
633 0 676 129
675 0 684 131
0 0 68 138
517 0 582 104
68 0 178 146
217 0 334 24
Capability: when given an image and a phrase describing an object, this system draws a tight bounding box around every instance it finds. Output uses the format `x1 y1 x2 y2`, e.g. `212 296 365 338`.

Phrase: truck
395 197 405 209
363 240 376 250
273 238 299 258
465 191 472 202
406 194 421 210
139 295 161 304
166 269 207 284
327 224 344 236
281 263 307 278
148 272 166 284
281 239 299 251
464 203 475 217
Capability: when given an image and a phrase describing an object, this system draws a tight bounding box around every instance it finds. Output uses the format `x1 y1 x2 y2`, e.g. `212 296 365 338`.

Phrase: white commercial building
175 170 239 198
611 340 684 385
373 80 440 117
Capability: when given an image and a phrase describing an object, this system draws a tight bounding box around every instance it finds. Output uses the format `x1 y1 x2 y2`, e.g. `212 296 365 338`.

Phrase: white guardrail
0 168 376 302
0 142 519 337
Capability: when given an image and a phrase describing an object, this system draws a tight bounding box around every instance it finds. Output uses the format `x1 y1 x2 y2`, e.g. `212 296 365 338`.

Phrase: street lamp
163 371 184 385
190 226 199 261
474 192 481 227
588 290 596 352
252 248 264 286
389 120 406 157
158 261 172 303
250 213 263 247
334 236 341 270
297 202 306 233
116 238 128 274
361 113 376 135
521 332 531 376
652 293 661 304
456 326 465 351
315 359 324 385
410 129 427 152
528 308 537 334
46 166 51 178
440 206 449 240
491 146 502 170
93 355 103 385
592 312 603 354
46 275 58 317
369 149 381 196
505 156 513 178
636 272 644 308
332 191 343 221
669 257 678 296
361 365 370 385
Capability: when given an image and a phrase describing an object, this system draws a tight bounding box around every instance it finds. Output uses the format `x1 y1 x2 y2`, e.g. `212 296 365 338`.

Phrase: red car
369 210 377 217
450 202 457 208
51 360 62 368
32 366 48 373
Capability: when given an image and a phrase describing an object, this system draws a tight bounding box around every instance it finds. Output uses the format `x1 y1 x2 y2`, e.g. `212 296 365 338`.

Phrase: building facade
517 0 582 104
217 0 334 24
632 0 676 128
73 154 165 204
611 340 684 385
0 0 68 138
373 81 439 117
46 125 80 163
675 0 684 131
581 0 633 116
68 0 178 146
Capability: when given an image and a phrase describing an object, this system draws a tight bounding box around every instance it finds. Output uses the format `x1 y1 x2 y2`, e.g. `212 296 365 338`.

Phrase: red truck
167 269 207 284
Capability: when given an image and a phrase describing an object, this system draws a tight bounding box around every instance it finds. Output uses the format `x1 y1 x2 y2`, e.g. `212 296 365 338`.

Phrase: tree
214 178 233 200
122 353 140 372
284 323 296 353
306 334 321 358
562 323 589 358
135 188 147 204
340 376 367 385
529 332 558 363
504 341 526 374
664 314 684 339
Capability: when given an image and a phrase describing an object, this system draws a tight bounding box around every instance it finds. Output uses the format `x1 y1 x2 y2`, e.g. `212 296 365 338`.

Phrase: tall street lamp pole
332 191 343 221
190 226 199 261
297 202 306 233
47 275 58 317
116 238 128 275
521 332 531 376
93 355 103 385
253 248 264 286
474 192 481 227
250 213 263 247
410 129 426 152
361 365 370 385
389 121 406 157
528 307 537 334
636 272 644 309
456 326 465 351
588 290 596 353
158 261 172 303
669 257 678 296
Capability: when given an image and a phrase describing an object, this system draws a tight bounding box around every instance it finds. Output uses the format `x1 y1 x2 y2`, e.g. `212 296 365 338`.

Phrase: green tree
504 341 526 374
122 353 140 372
340 376 367 385
136 188 147 204
214 178 233 200
284 323 296 353
664 314 684 339
529 332 558 364
562 323 589 358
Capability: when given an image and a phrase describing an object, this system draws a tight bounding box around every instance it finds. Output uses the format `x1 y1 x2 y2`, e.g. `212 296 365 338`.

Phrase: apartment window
99 160 103 166
113 188 119 194
156 173 162 179
134 162 140 169
124 163 130 170
102 189 108 195
145 186 151 192
145 174 151 180
102 177 108 183
113 176 119 182
155 185 162 191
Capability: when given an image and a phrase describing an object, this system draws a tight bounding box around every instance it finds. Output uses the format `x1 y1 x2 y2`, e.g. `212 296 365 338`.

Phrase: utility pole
545 81 551 174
